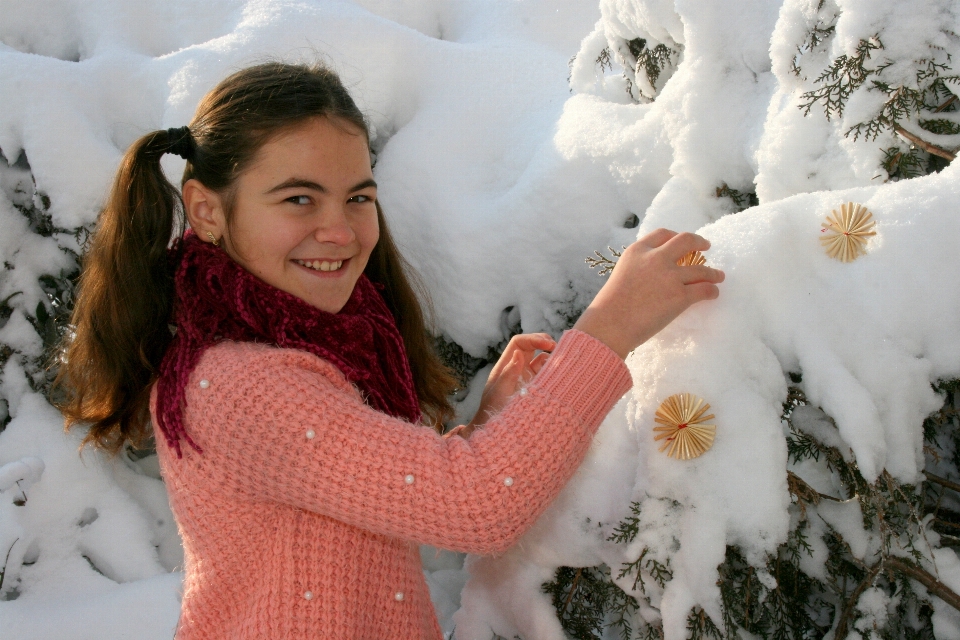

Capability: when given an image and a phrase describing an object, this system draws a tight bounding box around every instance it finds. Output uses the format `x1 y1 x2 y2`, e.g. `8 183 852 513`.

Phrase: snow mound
1 0 958 638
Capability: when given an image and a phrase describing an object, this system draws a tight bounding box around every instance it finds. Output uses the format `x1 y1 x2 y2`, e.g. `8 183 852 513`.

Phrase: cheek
229 214 303 270
359 213 380 256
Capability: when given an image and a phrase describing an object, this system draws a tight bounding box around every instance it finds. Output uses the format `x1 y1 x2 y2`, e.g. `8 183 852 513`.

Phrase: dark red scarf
155 233 422 457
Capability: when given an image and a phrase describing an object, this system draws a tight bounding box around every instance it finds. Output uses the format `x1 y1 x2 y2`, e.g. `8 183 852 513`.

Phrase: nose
314 205 355 246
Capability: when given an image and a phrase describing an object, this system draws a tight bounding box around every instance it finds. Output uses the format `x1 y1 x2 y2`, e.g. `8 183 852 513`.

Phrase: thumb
529 351 549 376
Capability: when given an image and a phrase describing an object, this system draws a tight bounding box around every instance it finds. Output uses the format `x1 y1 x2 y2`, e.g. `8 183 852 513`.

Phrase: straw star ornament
677 250 706 266
653 393 716 460
820 202 877 262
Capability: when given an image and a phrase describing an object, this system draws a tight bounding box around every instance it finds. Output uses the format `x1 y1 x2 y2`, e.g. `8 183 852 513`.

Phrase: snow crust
1 0 958 638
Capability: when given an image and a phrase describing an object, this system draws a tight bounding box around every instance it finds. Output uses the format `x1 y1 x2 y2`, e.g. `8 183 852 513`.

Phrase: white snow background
1 0 959 638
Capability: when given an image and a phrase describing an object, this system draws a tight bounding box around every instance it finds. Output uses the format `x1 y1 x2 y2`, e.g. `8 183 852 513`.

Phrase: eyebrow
265 177 378 194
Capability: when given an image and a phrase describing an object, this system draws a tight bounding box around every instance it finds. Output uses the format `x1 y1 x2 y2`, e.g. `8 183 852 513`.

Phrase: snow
1 0 959 638
0 395 182 635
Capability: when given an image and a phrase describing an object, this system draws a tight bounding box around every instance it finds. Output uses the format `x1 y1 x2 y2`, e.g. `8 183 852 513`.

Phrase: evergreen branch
608 501 641 544
932 518 960 533
882 146 926 179
835 556 960 640
686 607 723 640
920 117 960 135
934 94 958 112
596 47 613 74
715 183 758 212
925 471 960 494
887 557 960 614
616 548 648 592
791 13 838 77
0 538 18 592
561 568 583 620
799 35 884 119
834 560 883 640
893 124 957 161
637 43 675 89
787 471 821 519
585 247 624 277
622 38 680 101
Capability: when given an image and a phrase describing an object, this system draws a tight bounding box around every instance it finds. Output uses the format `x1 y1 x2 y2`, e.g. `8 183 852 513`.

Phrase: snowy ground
1 0 959 638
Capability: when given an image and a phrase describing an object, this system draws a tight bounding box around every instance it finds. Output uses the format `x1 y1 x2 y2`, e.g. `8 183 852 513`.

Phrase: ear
182 179 227 243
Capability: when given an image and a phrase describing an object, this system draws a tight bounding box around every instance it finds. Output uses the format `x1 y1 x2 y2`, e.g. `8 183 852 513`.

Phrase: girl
57 63 723 639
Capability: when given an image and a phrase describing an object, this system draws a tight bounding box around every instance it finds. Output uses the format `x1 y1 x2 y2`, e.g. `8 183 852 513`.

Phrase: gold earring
206 231 221 247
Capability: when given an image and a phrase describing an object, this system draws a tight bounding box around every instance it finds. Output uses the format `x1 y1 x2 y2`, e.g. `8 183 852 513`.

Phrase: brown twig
0 538 18 592
933 518 960 533
934 95 958 113
787 471 820 519
935 533 960 548
787 470 858 511
925 471 960 494
835 557 960 639
834 561 883 640
12 480 26 506
893 124 957 161
560 568 583 619
887 557 960 613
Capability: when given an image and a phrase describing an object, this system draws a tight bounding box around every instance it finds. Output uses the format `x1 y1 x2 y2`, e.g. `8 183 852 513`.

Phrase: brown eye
286 195 310 205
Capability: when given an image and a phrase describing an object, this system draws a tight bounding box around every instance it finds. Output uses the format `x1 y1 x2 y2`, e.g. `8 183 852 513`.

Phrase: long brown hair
57 62 457 453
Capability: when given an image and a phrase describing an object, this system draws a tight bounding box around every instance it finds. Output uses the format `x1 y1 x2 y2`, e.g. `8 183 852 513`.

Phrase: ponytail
56 128 189 452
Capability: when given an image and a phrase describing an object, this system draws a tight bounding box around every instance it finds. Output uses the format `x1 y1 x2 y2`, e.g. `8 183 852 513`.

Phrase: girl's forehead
242 119 373 186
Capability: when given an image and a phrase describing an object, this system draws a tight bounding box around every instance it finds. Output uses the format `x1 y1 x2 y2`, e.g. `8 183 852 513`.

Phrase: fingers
506 333 556 353
684 281 721 303
529 352 549 375
661 231 711 259
636 228 678 249
491 333 556 389
678 264 725 285
490 349 523 391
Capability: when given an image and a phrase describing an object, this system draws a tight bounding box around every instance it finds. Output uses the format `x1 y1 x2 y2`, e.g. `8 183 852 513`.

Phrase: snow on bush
1 0 958 638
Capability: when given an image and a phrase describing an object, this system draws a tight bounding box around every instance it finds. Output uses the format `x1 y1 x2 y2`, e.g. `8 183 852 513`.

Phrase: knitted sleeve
181 329 632 556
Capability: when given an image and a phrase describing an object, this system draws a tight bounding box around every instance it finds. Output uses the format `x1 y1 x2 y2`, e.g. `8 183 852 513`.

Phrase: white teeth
297 259 343 272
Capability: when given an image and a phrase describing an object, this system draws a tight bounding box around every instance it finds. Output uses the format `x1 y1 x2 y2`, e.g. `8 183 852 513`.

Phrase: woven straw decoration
820 202 877 262
677 251 706 266
653 393 716 460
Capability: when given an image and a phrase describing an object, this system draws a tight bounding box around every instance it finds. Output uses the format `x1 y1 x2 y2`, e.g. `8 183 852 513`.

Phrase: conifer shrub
539 382 960 640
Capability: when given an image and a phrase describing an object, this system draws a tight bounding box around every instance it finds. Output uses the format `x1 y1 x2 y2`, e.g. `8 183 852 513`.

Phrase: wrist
572 307 632 360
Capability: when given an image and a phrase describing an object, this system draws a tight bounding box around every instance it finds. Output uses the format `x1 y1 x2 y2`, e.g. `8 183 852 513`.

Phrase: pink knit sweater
152 329 631 639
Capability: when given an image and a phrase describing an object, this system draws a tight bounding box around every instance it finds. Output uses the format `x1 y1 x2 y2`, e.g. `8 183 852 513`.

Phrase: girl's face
192 117 380 314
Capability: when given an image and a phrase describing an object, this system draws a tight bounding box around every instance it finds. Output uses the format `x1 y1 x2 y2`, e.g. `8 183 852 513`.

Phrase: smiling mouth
294 258 345 272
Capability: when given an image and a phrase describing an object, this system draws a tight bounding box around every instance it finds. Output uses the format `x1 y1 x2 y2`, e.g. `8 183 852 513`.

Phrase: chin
307 293 350 314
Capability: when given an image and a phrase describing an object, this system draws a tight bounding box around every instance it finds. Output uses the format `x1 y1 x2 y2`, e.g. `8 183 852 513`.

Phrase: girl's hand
461 333 556 435
574 229 725 359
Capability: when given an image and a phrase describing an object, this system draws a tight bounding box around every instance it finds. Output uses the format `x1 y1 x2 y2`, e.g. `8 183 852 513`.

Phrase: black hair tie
165 126 194 160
